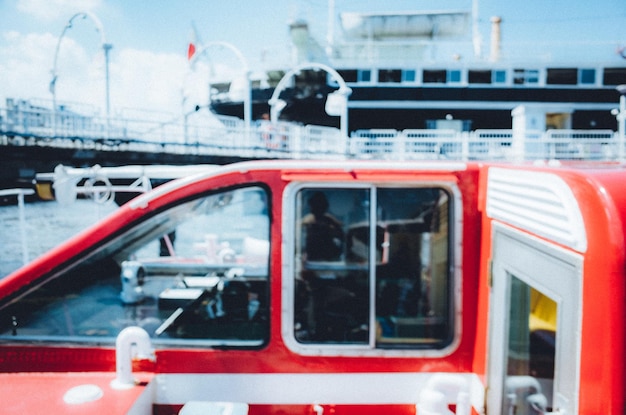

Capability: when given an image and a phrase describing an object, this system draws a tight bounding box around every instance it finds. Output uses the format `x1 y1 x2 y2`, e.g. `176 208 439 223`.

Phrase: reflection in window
294 187 452 349
513 69 540 85
506 276 556 414
0 186 270 347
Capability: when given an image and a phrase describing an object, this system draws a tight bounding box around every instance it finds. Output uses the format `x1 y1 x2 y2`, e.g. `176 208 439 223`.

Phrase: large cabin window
469 69 492 84
603 67 626 85
0 186 270 347
378 69 402 83
291 185 453 351
423 69 447 84
546 68 578 85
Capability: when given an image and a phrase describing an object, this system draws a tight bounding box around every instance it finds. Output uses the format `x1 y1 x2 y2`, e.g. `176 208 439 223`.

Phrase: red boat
0 159 624 414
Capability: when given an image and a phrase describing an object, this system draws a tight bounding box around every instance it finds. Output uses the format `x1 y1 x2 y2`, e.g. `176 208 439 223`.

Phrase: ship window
448 70 462 83
402 69 416 82
358 69 371 82
546 68 577 85
378 69 402 83
0 186 271 347
423 69 447 83
292 186 453 350
337 69 358 83
513 69 539 85
603 67 626 85
469 70 492 84
493 70 507 84
579 69 596 85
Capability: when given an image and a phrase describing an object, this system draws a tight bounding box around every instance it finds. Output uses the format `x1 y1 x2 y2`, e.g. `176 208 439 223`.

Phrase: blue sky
1 0 624 115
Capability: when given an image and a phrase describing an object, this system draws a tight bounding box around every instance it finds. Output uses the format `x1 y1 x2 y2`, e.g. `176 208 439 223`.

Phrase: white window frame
281 181 463 358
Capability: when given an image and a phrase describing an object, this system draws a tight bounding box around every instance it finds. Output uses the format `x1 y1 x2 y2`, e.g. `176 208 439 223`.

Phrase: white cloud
0 27 252 120
16 0 103 21
113 48 188 115
0 31 59 105
0 29 191 116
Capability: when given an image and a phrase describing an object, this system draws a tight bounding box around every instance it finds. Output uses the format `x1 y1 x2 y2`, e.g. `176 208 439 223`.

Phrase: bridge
1 98 624 189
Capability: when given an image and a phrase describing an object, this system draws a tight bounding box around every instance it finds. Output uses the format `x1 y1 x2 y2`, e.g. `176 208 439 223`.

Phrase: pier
1 98 624 189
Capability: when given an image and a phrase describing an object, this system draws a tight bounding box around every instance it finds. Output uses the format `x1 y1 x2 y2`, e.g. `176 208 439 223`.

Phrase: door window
506 276 557 414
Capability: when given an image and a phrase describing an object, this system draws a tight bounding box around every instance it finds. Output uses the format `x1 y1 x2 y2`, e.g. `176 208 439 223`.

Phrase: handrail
0 189 35 265
0 103 622 162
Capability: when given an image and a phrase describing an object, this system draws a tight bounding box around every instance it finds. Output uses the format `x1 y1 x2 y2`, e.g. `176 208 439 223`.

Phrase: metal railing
1 103 623 162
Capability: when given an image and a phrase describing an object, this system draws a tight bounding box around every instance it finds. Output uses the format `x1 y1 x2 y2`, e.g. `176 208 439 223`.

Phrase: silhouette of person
301 191 344 261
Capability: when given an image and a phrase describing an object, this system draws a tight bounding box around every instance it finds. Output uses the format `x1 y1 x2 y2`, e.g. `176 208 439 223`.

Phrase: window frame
281 180 463 358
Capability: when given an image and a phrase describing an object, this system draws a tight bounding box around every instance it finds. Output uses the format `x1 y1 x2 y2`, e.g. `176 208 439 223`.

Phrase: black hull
211 85 622 132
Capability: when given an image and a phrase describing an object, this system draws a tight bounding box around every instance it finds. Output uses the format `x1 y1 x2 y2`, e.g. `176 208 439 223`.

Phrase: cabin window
0 186 270 347
378 69 402 83
358 70 371 82
402 69 417 83
423 69 447 83
469 69 492 84
292 186 453 350
602 67 626 85
579 68 596 85
546 68 578 85
513 69 540 85
448 70 462 83
337 69 358 83
493 70 507 84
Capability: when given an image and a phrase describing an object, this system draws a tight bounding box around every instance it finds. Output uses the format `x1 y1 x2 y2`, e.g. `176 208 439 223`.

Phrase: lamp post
186 41 251 144
50 12 112 136
616 85 626 161
269 62 352 138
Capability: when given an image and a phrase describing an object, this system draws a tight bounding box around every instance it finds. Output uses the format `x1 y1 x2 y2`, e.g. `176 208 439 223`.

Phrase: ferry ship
209 6 626 133
0 159 625 414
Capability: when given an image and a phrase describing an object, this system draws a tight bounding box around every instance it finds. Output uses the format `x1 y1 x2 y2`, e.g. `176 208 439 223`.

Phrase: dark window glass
337 69 358 83
294 187 453 349
423 70 447 83
379 69 402 83
547 68 578 85
603 68 626 85
469 70 492 84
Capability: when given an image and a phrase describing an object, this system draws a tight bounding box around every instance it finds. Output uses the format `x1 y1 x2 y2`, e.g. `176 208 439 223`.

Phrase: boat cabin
0 160 624 414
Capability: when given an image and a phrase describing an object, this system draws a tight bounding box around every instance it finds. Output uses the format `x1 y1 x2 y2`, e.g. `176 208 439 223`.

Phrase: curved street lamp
50 12 112 133
186 41 251 141
268 62 352 138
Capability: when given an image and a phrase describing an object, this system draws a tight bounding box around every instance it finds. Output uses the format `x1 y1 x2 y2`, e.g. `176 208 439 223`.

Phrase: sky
0 0 624 117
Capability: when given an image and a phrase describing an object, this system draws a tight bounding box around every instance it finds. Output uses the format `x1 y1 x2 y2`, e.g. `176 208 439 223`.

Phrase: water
0 199 117 277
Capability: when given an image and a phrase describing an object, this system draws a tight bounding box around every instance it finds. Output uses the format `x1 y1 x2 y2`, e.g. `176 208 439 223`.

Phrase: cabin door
486 224 581 415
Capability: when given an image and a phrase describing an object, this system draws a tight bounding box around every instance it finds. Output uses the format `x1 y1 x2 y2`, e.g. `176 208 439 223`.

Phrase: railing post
461 131 470 161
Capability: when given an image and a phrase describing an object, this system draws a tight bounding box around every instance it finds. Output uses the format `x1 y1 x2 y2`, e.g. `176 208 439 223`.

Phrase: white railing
1 104 623 162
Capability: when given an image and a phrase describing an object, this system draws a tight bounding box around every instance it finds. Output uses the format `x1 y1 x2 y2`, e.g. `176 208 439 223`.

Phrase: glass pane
0 186 270 346
505 276 557 414
375 188 451 348
294 188 370 344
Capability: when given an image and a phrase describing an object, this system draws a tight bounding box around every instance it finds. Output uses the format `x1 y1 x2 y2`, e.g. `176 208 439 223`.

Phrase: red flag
187 42 196 61
187 24 198 61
